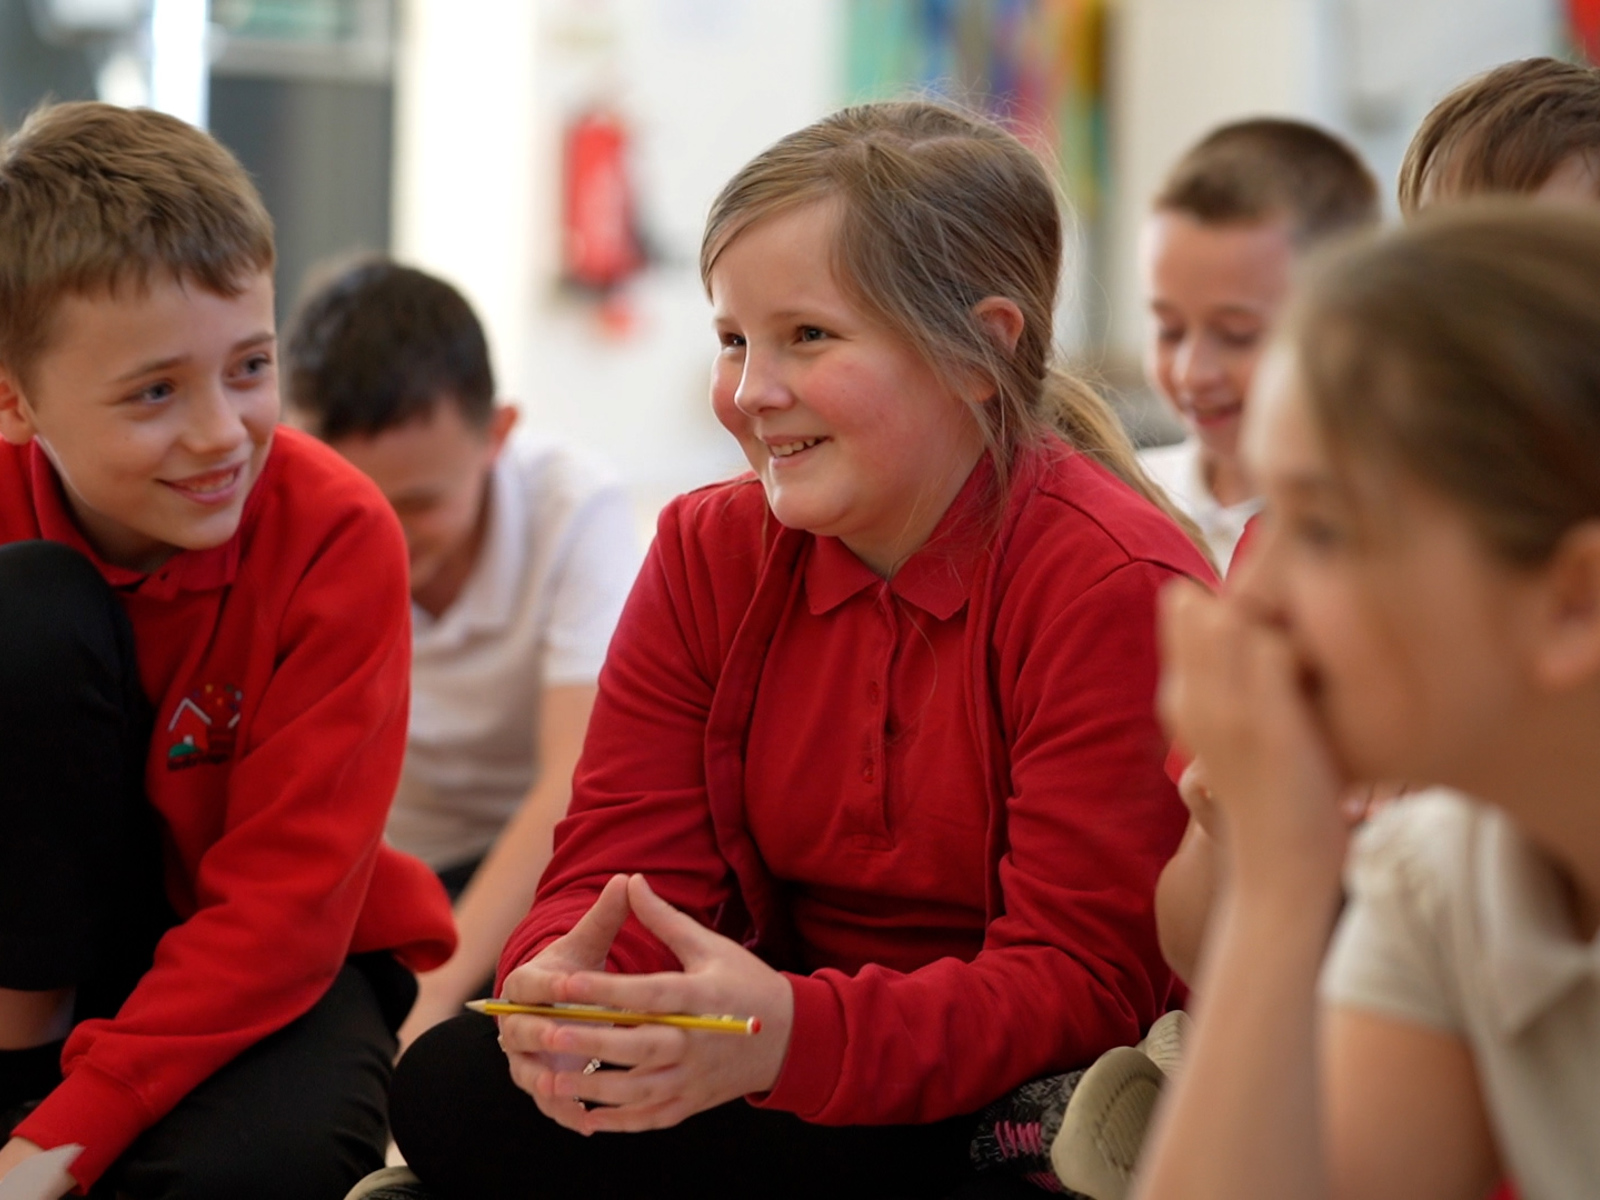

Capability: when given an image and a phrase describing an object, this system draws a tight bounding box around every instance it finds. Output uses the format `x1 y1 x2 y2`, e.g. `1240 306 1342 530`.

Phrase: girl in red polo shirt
376 101 1211 1200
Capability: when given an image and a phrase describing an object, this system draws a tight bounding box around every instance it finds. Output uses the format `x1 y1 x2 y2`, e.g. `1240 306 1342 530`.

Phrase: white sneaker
1137 1009 1190 1080
1049 1045 1167 1200
343 1166 431 1200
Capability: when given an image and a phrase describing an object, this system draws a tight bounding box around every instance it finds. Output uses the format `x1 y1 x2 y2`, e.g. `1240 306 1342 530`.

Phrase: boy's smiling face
1141 210 1294 484
323 400 516 618
0 271 279 572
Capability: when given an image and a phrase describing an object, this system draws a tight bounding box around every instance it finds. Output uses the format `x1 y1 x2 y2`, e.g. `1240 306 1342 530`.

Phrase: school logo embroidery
166 683 244 769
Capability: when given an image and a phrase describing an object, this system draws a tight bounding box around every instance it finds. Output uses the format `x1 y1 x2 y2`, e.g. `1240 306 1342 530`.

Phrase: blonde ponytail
1041 369 1214 567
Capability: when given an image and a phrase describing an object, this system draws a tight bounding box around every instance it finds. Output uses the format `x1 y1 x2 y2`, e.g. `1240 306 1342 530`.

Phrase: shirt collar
804 457 991 620
1184 441 1264 523
414 453 524 644
1476 805 1600 1036
28 439 246 598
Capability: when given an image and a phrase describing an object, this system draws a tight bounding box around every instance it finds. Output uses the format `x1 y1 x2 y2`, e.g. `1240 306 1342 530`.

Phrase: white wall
392 0 542 405
1333 0 1562 192
523 0 845 518
394 0 844 526
1107 0 1322 359
1105 0 1561 359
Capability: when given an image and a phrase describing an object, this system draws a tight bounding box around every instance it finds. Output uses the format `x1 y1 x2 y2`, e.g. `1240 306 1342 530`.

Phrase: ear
0 366 38 447
973 296 1025 355
486 403 518 459
1527 521 1600 692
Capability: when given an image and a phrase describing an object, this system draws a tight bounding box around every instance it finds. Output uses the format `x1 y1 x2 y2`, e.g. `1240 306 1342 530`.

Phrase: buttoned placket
849 582 899 845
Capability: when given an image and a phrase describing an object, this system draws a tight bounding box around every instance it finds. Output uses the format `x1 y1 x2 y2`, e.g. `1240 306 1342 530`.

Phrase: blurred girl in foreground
1144 203 1600 1200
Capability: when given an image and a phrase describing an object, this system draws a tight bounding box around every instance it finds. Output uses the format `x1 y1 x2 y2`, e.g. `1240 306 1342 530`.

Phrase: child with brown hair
1398 55 1600 211
1140 118 1380 569
355 99 1212 1200
286 261 638 1052
0 103 454 1198
1140 200 1600 1200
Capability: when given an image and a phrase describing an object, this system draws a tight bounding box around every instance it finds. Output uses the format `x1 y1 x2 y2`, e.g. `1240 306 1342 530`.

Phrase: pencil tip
463 999 490 1013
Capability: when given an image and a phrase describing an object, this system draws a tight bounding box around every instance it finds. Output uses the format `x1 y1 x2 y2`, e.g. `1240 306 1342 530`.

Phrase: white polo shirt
1139 437 1260 571
385 435 640 869
1323 789 1600 1199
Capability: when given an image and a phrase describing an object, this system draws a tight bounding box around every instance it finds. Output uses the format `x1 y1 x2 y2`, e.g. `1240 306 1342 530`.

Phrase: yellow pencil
465 998 760 1035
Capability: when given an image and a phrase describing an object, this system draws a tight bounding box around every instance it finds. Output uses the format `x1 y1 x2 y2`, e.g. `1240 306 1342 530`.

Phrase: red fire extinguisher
560 105 646 294
1573 0 1600 63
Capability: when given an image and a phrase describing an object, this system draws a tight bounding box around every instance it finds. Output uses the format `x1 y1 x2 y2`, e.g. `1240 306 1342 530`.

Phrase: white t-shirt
1323 790 1600 1199
385 436 640 869
1139 438 1260 571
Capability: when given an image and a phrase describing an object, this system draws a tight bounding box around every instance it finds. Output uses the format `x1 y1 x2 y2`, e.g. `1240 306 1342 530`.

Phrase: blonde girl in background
359 101 1211 1200
1143 203 1600 1200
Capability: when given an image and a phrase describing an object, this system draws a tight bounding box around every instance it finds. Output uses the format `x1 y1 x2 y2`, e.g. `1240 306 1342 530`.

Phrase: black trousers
0 541 413 1200
392 1013 1042 1200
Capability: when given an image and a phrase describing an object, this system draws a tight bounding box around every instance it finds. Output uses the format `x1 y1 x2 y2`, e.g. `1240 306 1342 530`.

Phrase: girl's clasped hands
496 873 794 1134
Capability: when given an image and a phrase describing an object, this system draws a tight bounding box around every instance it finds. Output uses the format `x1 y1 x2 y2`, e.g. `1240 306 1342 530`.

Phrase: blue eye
798 326 827 342
132 382 175 405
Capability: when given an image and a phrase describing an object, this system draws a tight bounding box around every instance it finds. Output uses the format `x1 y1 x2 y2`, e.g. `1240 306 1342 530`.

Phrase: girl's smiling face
708 200 986 576
1231 350 1538 792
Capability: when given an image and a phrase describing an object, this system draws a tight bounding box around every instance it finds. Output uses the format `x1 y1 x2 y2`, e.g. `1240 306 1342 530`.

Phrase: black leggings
0 542 165 1006
392 1013 1041 1200
0 541 413 1200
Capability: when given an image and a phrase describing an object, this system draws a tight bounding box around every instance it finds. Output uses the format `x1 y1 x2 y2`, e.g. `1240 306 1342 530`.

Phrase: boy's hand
497 875 794 1134
0 1138 73 1200
395 979 461 1058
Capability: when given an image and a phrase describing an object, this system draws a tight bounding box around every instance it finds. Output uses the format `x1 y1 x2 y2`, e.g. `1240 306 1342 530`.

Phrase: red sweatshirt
500 442 1213 1124
0 428 456 1189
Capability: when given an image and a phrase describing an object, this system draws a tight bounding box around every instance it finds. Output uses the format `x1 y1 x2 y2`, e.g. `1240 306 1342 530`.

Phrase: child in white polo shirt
287 261 639 1047
1139 118 1379 570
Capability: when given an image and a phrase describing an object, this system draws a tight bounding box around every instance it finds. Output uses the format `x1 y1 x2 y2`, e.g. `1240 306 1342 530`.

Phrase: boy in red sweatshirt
0 102 456 1198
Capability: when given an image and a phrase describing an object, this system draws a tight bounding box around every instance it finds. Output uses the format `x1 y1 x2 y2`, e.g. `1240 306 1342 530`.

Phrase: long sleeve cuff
748 972 846 1120
14 1063 155 1191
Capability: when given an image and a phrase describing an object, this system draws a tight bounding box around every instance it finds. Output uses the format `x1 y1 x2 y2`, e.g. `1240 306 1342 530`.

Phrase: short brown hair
1287 201 1600 566
287 259 495 440
0 102 274 382
1398 57 1600 214
702 100 1206 558
1155 118 1380 246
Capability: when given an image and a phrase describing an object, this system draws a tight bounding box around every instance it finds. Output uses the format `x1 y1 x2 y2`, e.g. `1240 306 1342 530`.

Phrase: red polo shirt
505 443 1214 1125
746 512 990 976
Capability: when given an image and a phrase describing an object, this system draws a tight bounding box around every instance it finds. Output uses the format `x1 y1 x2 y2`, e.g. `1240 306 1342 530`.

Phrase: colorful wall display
844 0 1109 216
